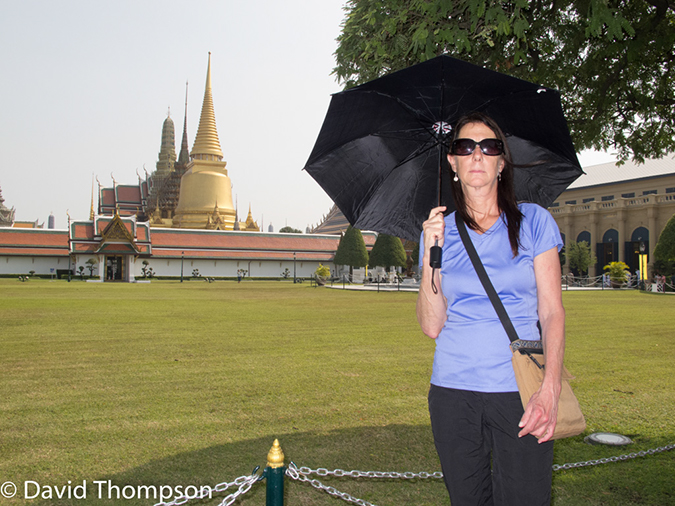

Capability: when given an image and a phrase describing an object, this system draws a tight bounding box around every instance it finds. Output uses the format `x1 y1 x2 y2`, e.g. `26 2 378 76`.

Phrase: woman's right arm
416 206 448 338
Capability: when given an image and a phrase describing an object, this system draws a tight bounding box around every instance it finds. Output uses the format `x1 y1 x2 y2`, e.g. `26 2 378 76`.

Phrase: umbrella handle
429 240 442 269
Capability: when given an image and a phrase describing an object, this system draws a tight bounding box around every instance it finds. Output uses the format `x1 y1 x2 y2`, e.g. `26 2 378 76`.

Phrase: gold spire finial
266 439 285 469
206 52 212 89
190 52 224 160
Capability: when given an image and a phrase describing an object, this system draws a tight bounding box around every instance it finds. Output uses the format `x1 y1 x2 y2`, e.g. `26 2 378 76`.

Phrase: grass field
0 279 673 505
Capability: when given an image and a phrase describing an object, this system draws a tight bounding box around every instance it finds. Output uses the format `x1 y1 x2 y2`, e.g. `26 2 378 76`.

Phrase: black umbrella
304 55 583 242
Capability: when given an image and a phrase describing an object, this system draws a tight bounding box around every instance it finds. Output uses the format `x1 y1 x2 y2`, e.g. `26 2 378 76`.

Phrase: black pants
428 384 554 506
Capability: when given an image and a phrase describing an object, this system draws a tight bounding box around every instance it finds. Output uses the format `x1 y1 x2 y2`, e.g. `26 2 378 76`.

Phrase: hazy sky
1 1 613 230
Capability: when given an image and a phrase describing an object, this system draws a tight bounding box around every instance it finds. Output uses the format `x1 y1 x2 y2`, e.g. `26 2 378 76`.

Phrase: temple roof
310 204 351 235
0 223 377 263
99 184 145 218
0 228 68 256
69 214 151 255
569 154 675 189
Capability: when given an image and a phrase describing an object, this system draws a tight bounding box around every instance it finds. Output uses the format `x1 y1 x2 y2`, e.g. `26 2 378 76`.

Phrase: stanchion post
265 439 285 506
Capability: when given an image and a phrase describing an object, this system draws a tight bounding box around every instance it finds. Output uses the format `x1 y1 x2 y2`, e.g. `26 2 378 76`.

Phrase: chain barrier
552 443 675 471
153 468 262 506
151 443 674 506
286 462 443 506
287 444 674 506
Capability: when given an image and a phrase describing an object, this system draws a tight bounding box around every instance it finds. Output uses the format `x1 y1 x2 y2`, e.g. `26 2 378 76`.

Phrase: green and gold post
265 439 285 506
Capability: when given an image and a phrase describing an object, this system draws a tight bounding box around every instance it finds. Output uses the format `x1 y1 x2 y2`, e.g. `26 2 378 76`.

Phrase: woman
417 112 565 505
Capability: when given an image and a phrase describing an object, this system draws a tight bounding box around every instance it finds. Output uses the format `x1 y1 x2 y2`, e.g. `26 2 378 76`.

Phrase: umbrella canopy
304 55 583 242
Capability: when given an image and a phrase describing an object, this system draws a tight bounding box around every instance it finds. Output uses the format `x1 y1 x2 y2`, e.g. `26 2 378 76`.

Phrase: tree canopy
368 233 407 268
566 240 597 276
279 226 302 234
333 226 369 268
653 213 675 276
334 0 675 163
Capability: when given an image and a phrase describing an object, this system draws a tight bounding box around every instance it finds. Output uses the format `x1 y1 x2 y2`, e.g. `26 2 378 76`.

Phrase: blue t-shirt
419 203 563 393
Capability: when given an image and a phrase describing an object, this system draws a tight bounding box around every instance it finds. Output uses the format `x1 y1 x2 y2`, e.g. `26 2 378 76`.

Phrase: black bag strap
455 213 520 343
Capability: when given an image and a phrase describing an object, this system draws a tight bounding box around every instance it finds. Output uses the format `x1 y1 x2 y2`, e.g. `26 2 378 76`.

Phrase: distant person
417 113 565 505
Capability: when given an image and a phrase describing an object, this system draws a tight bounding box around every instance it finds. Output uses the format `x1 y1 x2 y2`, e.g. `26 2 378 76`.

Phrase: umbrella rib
359 89 438 126
331 141 440 222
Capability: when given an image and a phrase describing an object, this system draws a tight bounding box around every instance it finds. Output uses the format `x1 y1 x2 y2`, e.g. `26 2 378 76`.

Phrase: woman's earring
453 172 459 182
498 172 502 182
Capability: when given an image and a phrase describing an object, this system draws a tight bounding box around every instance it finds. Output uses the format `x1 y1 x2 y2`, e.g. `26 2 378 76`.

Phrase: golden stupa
172 53 236 230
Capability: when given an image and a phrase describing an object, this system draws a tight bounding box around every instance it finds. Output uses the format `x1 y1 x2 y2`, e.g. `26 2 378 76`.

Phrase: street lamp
181 251 184 283
638 241 646 289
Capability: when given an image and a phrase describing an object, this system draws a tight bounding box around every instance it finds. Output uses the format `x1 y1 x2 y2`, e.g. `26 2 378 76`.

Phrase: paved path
327 284 674 294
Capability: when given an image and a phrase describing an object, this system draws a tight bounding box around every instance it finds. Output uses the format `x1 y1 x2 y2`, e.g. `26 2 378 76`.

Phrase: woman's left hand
518 381 561 442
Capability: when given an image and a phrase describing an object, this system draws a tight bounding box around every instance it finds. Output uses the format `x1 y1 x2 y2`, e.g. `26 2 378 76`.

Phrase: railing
329 274 420 291
562 274 603 289
561 274 674 293
152 439 675 506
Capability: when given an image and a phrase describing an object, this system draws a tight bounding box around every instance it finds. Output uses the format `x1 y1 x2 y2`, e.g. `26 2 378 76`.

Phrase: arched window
631 227 649 243
626 227 650 273
601 229 619 266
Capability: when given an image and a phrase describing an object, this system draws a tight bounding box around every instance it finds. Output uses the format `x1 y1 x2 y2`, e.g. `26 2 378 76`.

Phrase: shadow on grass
33 424 447 506
32 426 675 506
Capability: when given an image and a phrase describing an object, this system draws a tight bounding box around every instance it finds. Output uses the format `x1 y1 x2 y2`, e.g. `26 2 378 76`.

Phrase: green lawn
0 279 673 505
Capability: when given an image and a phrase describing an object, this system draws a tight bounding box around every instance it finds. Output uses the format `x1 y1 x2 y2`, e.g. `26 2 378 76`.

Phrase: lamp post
293 252 296 283
638 241 646 290
180 251 184 283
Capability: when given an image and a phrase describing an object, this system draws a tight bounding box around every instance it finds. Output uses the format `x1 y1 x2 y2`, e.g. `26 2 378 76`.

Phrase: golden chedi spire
190 52 224 160
172 53 235 230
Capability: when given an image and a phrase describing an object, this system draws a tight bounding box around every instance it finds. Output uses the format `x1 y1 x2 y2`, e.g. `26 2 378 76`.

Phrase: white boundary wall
0 253 332 280
134 257 329 279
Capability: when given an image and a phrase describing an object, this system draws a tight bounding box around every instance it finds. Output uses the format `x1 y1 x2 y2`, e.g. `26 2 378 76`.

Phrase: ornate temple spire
190 52 224 160
156 110 177 175
90 175 95 220
177 81 190 166
0 186 16 227
233 196 240 230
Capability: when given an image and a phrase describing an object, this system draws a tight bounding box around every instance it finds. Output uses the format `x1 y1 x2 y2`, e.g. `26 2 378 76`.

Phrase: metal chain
288 463 443 481
288 444 674 505
152 443 674 506
153 470 262 506
286 463 379 506
552 443 675 471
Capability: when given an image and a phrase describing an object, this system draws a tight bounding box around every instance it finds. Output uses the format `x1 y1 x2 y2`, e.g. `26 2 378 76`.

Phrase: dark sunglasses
451 138 504 156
